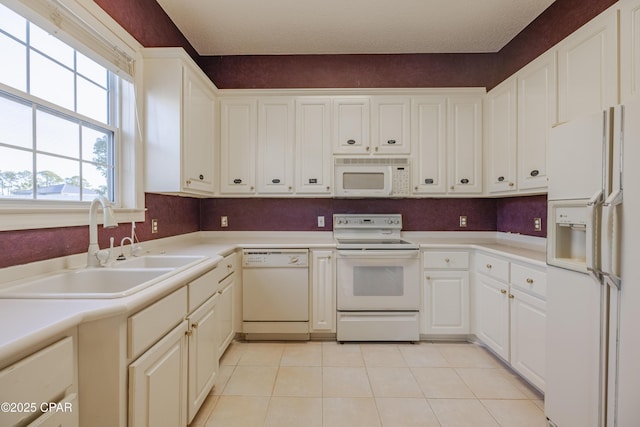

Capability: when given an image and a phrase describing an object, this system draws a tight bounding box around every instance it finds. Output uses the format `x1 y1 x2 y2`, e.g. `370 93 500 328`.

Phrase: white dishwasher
242 249 310 340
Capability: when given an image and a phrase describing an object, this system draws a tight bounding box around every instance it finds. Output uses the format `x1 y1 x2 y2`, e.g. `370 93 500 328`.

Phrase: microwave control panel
392 166 411 197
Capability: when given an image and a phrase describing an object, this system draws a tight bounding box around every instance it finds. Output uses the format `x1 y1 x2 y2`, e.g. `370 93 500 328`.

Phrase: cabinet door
333 97 370 154
372 96 410 154
517 51 556 191
220 98 257 194
182 66 215 194
295 98 332 194
422 270 469 335
257 97 294 194
129 320 188 427
187 295 219 423
557 7 618 122
447 96 483 193
475 274 509 360
620 0 640 103
217 276 234 355
411 96 447 194
510 288 546 391
311 250 336 332
485 78 517 194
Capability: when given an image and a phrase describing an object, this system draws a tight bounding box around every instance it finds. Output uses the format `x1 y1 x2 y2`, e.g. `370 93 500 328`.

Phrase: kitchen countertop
0 230 545 364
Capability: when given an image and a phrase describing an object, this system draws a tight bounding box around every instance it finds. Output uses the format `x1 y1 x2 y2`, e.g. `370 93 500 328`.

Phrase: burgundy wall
200 198 497 232
496 195 547 237
0 193 199 269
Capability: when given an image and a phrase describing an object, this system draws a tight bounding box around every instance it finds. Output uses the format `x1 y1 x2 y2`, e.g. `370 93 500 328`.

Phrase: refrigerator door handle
602 188 623 289
586 189 604 281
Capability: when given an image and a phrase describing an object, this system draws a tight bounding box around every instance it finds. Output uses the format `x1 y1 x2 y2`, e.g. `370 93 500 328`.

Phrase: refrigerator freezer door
545 266 602 427
548 111 606 201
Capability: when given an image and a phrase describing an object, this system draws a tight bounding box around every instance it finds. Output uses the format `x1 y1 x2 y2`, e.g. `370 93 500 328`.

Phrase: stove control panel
333 214 402 229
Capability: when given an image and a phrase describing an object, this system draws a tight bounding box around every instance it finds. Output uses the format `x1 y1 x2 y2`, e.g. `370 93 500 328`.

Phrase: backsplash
200 198 498 232
0 194 546 269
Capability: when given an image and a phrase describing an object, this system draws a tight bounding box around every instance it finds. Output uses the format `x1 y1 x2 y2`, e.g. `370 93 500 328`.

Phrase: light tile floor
190 341 547 427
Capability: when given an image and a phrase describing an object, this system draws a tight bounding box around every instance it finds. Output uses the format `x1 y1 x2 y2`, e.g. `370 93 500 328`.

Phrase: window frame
0 0 144 231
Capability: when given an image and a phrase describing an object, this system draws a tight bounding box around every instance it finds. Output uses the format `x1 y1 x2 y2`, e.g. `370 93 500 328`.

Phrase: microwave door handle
586 189 603 280
385 166 393 195
602 188 623 289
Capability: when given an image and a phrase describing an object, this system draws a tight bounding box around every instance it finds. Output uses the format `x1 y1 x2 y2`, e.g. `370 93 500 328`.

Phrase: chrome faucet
87 196 118 267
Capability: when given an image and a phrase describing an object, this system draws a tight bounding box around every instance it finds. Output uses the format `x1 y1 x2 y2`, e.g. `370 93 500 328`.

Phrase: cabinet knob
185 330 192 337
530 170 540 177
444 258 450 263
346 139 356 145
498 176 505 182
199 174 204 180
414 186 418 191
500 289 507 294
426 276 431 280
375 146 379 152
366 146 370 151
272 178 281 184
509 294 515 299
250 186 254 191
191 322 199 329
288 186 292 191
227 264 233 269
526 278 534 284
326 186 330 190
509 182 514 187
450 185 455 190
486 264 492 269
186 179 191 185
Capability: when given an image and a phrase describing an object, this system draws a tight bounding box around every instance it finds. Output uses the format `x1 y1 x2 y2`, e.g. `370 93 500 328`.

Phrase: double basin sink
0 255 207 299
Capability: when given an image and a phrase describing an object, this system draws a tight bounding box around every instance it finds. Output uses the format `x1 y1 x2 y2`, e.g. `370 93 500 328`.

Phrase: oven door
336 250 420 310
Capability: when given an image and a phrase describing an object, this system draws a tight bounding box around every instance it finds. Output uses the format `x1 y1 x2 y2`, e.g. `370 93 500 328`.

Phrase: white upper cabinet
517 51 556 191
143 48 217 196
411 96 447 194
220 98 257 194
620 0 640 103
485 78 517 194
371 96 411 154
296 98 332 194
448 96 483 194
557 6 618 123
257 97 295 194
332 97 371 154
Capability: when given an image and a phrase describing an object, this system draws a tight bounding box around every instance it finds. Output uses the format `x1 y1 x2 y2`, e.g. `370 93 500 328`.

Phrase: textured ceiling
155 0 556 56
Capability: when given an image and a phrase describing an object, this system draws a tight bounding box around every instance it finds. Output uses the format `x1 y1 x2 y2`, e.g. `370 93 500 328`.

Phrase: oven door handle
337 250 419 259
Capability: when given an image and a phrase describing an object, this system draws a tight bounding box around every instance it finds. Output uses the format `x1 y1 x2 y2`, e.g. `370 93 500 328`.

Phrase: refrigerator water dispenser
548 202 589 272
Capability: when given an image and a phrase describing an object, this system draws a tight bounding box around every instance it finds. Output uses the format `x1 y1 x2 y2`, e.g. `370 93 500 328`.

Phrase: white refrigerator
546 103 640 427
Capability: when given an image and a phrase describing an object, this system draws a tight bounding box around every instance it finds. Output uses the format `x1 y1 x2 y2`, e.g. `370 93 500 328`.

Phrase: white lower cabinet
187 294 219 423
474 252 547 391
310 250 336 333
476 272 510 360
422 250 470 336
129 320 189 427
0 334 78 427
217 274 235 354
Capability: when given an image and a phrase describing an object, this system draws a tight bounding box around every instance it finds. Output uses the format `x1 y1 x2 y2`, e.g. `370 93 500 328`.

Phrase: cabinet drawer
0 337 74 427
476 252 509 282
511 263 547 299
423 251 469 269
189 267 224 312
129 287 187 359
224 251 239 275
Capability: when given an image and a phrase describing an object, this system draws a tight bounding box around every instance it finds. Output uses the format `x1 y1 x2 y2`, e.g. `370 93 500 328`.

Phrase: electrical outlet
317 216 325 227
534 217 542 231
221 216 228 228
459 215 467 228
151 219 158 234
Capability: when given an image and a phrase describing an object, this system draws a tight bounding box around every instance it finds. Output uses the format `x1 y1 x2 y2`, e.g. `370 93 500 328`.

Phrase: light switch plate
221 216 228 228
318 216 325 227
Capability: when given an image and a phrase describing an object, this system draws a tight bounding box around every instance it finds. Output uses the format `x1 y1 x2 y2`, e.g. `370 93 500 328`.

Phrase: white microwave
334 158 411 197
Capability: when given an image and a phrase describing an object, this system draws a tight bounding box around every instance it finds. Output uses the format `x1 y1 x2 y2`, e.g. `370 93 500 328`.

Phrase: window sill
0 206 146 231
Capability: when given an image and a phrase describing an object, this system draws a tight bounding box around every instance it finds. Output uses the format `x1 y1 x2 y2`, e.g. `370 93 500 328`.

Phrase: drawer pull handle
347 139 356 145
233 178 242 184
526 278 534 284
387 139 396 145
199 174 204 180
500 289 507 294
486 264 492 269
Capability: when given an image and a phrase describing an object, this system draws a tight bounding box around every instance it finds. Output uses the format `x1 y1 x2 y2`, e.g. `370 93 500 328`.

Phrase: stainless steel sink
0 268 175 299
112 255 207 269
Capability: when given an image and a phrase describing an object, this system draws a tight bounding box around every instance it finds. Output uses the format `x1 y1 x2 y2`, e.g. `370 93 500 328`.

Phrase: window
0 0 143 230
0 3 116 202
